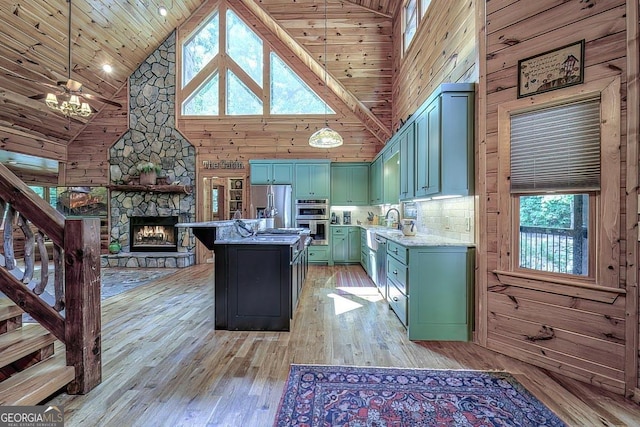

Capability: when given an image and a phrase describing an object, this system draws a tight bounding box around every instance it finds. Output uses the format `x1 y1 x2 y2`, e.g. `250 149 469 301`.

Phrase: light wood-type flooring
47 264 640 426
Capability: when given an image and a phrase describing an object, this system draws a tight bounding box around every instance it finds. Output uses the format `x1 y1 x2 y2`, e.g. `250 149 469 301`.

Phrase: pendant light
309 0 343 148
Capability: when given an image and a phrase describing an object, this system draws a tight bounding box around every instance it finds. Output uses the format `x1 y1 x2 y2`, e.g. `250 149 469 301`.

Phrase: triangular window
183 74 219 115
226 9 263 88
226 70 263 115
182 12 219 87
180 3 333 116
270 53 332 115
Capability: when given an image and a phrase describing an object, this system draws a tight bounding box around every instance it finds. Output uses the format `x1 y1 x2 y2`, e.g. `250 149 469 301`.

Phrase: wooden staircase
0 299 75 405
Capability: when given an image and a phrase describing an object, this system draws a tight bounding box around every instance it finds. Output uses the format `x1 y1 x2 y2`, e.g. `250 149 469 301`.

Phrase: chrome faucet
384 208 402 230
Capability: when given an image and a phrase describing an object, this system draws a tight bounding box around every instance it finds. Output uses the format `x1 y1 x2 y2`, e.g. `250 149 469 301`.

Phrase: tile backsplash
415 196 475 242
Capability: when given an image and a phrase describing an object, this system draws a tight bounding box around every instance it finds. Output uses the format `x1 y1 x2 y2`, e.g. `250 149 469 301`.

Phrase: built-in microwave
295 219 328 245
295 199 329 220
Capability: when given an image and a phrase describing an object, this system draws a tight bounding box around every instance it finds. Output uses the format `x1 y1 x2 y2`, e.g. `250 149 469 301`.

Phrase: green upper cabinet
369 157 383 205
414 97 441 198
331 163 369 205
414 84 474 198
399 123 415 201
439 90 474 196
249 160 294 185
294 162 330 199
383 150 400 204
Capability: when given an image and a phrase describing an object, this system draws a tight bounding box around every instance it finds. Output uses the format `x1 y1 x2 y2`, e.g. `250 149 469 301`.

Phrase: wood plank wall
477 0 638 396
391 0 477 132
65 87 128 186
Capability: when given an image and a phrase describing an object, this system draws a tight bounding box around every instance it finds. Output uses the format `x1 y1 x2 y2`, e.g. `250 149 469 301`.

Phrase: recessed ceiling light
102 64 113 73
158 6 167 16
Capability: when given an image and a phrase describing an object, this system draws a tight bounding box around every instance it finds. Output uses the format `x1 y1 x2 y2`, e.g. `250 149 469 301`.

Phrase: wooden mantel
108 184 193 194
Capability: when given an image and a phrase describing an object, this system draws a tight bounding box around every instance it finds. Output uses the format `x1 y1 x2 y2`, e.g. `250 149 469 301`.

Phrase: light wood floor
47 264 640 426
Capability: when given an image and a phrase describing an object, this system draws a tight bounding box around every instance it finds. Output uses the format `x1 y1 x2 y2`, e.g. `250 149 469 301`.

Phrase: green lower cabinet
308 245 329 264
331 226 360 264
407 246 475 341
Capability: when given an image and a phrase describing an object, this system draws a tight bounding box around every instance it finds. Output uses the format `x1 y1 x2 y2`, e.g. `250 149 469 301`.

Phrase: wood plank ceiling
0 0 395 168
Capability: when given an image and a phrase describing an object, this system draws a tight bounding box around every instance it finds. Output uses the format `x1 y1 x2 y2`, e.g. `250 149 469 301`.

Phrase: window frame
402 0 418 53
402 0 432 55
177 1 333 118
496 77 621 288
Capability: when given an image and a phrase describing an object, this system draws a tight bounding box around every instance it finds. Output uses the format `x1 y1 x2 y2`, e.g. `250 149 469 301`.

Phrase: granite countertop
214 235 300 246
176 219 262 228
343 223 475 247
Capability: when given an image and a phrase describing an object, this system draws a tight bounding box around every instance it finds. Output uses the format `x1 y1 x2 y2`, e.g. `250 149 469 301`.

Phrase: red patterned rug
274 365 567 426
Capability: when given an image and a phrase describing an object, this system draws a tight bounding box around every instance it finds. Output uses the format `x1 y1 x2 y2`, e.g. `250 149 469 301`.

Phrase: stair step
0 323 55 367
0 351 74 405
0 299 23 322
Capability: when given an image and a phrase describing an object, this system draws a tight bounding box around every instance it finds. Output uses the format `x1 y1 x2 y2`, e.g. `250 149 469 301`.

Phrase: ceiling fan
24 0 122 116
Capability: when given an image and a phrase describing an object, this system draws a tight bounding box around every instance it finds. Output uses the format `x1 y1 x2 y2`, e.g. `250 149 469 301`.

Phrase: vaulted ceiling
0 0 397 170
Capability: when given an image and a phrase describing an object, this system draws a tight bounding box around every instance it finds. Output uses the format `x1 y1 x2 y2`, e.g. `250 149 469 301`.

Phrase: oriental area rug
274 365 567 427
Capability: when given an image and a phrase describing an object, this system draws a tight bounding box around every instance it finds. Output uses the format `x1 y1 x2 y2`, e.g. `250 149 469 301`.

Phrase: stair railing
0 163 101 394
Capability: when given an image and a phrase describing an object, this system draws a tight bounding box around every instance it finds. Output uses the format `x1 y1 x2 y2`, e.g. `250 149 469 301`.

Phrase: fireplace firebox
130 216 178 252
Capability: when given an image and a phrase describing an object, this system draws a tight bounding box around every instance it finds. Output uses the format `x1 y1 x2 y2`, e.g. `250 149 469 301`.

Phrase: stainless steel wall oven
295 198 329 245
295 219 328 245
295 199 329 219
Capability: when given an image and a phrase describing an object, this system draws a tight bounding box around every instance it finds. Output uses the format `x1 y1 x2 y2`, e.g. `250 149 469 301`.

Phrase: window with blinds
510 97 601 193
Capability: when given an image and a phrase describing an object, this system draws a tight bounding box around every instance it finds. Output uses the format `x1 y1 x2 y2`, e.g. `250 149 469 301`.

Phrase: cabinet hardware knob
393 297 399 302
393 270 397 275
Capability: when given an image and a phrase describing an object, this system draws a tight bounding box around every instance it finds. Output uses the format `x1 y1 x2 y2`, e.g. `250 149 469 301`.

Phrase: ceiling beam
237 0 392 144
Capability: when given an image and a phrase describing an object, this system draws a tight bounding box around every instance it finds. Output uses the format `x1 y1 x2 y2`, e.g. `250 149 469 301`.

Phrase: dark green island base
213 238 307 331
177 221 309 332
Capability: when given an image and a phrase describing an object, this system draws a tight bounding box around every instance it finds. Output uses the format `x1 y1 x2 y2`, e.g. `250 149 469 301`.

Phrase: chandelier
309 0 342 148
46 93 91 117
46 0 92 118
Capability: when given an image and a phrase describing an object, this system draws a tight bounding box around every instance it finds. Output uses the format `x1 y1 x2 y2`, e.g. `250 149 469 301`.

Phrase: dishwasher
373 234 387 299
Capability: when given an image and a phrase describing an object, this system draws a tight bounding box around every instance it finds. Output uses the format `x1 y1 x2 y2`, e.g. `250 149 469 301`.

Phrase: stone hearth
101 252 194 268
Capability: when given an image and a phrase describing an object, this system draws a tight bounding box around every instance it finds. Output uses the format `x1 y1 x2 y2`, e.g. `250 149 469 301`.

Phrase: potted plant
108 239 122 254
136 161 162 185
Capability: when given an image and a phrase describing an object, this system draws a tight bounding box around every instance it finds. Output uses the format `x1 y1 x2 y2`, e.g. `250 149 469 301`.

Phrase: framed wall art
517 40 585 98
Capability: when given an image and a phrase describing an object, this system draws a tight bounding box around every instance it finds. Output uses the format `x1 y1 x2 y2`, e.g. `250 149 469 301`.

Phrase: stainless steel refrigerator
249 184 293 228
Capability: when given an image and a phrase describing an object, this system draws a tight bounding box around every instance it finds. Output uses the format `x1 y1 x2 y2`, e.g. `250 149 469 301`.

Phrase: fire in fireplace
130 216 178 252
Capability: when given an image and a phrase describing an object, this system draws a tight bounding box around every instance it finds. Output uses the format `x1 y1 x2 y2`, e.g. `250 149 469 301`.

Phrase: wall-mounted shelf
108 184 193 194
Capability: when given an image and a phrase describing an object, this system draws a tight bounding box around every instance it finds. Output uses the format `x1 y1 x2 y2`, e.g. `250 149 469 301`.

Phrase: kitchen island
176 220 308 331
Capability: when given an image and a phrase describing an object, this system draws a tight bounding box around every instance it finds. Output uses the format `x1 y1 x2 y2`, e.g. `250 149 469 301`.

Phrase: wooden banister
0 163 102 394
0 163 65 246
64 218 102 394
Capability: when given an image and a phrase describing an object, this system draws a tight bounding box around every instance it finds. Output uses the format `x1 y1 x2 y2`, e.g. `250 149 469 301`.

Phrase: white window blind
510 97 601 193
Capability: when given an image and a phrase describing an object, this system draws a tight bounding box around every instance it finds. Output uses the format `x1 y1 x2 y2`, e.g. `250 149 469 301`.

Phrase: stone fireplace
102 31 196 269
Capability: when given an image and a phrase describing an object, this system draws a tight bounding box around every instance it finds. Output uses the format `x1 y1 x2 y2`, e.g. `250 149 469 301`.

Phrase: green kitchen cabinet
330 163 369 205
399 123 415 201
249 160 293 185
414 84 474 199
347 227 361 262
294 162 330 199
403 245 475 341
414 97 440 198
369 157 383 205
331 226 360 264
383 150 400 204
360 228 369 273
308 245 329 264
